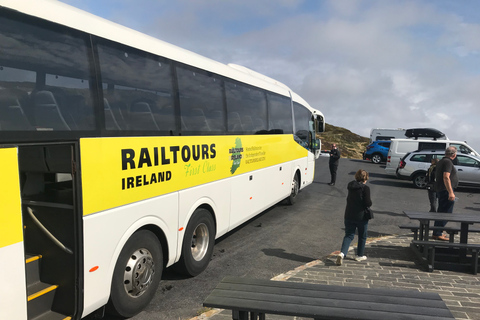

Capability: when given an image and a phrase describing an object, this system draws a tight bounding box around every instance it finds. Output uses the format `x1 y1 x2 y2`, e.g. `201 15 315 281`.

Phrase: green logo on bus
229 138 243 174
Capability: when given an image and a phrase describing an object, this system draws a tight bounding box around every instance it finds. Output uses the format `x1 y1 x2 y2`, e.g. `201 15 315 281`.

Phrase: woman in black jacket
336 169 372 266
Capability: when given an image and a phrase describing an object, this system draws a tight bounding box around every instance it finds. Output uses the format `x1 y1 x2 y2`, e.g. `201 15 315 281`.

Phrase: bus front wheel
107 230 163 318
286 173 299 205
175 208 215 277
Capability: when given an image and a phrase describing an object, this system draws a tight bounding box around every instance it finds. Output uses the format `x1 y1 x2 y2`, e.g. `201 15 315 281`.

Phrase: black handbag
364 207 374 220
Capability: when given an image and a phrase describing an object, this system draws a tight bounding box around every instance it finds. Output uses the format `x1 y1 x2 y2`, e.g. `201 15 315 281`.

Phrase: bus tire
286 173 299 205
176 208 215 277
107 230 163 318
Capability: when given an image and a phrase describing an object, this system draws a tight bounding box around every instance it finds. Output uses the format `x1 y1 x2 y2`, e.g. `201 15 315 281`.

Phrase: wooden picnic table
203 276 454 320
404 210 480 245
403 210 480 273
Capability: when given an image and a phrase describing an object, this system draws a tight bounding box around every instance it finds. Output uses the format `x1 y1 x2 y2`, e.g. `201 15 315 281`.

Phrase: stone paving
192 233 480 320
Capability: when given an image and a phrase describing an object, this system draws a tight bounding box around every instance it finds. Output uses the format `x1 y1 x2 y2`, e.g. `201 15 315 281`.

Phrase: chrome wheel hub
123 248 155 297
191 223 209 261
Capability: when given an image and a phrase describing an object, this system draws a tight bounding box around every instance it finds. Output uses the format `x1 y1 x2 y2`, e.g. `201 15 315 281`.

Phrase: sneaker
336 252 344 266
354 256 367 262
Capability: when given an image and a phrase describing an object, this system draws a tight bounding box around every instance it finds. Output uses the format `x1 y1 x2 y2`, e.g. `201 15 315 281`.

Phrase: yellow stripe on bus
0 147 23 248
27 285 58 301
81 135 308 215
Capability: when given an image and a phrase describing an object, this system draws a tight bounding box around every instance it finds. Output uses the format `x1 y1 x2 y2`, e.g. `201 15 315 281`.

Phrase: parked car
385 138 479 175
396 150 480 188
363 141 391 164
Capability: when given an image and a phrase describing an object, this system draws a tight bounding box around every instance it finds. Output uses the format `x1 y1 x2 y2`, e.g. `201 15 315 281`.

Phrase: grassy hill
319 123 369 159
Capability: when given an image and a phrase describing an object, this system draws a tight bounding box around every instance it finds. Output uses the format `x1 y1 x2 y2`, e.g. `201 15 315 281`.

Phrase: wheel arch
138 224 169 270
293 166 302 189
180 199 218 239
410 170 427 180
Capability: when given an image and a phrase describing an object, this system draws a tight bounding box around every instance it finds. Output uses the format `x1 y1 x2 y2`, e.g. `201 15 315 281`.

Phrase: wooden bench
411 240 480 274
203 276 454 320
399 224 480 242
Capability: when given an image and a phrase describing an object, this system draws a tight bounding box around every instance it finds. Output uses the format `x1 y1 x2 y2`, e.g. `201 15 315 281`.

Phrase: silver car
396 150 480 188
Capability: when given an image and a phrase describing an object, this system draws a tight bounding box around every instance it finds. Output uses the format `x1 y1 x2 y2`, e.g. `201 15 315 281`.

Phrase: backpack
426 165 436 190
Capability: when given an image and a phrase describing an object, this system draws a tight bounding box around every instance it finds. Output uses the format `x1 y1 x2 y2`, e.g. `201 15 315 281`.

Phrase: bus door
17 143 81 320
0 147 27 320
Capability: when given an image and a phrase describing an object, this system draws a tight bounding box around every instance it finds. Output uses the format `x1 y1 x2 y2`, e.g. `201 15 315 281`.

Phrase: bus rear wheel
175 208 215 277
107 230 163 318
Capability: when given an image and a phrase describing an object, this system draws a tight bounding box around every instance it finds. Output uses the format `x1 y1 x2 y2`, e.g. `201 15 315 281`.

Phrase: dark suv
363 141 391 164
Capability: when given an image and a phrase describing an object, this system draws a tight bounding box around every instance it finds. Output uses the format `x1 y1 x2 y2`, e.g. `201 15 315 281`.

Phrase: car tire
413 172 427 188
371 153 382 164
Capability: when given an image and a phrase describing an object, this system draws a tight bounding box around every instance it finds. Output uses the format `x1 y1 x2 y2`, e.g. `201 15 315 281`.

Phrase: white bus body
0 0 325 319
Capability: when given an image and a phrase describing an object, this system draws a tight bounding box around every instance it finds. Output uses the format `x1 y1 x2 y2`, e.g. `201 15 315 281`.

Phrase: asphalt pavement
190 158 480 320
192 233 480 320
93 157 480 320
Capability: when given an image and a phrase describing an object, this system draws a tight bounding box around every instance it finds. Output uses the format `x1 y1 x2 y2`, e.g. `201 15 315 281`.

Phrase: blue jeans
433 189 455 236
340 219 368 257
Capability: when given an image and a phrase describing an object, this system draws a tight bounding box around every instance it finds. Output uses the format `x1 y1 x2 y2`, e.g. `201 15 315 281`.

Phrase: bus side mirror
311 138 320 150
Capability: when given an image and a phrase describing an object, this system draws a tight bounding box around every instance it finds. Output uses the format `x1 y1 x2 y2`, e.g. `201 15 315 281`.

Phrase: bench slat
214 283 449 309
412 240 480 249
220 276 442 300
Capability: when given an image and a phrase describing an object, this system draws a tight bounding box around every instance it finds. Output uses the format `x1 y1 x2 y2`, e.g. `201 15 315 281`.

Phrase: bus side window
176 67 225 134
293 102 312 147
0 86 34 131
96 39 175 133
224 81 267 134
267 93 293 134
0 15 94 131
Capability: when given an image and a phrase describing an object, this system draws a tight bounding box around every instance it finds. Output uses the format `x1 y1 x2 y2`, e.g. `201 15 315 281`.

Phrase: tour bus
0 1 325 319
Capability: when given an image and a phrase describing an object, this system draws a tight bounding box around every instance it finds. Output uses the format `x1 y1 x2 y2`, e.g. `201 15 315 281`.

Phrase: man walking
328 143 341 186
432 146 458 241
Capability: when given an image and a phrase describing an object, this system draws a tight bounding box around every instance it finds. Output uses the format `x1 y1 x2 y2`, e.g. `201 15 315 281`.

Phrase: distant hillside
319 123 369 159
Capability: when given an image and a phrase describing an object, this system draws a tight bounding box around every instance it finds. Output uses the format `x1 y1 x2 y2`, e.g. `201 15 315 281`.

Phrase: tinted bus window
293 102 311 145
0 13 94 131
267 93 293 134
225 81 267 134
96 40 175 132
176 67 225 134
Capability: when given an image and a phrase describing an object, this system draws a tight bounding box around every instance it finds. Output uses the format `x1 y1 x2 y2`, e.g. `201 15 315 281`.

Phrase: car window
456 155 479 167
379 142 391 148
410 154 430 162
450 143 473 155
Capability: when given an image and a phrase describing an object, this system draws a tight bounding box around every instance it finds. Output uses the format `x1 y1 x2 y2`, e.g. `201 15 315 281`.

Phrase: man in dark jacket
328 143 341 186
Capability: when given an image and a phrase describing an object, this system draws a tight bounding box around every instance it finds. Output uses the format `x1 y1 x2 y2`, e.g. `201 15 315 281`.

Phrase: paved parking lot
194 232 480 320
97 157 480 320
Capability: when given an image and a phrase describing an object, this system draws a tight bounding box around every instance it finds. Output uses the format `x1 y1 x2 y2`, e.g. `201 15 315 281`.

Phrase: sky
59 0 480 151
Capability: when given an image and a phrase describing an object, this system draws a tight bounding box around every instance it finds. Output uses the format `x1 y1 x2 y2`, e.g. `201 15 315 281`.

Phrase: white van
385 139 480 175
